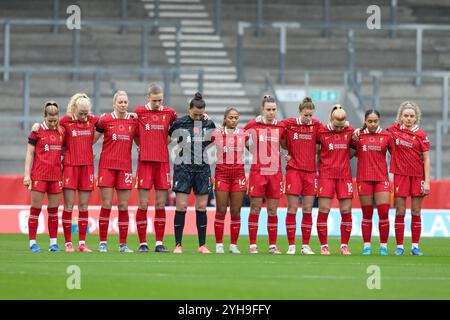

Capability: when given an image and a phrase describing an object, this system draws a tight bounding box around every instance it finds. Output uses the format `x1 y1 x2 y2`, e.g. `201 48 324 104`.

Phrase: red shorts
63 165 94 191
394 174 426 197
318 178 353 199
285 168 317 196
357 180 390 196
215 171 247 192
248 170 283 199
97 168 133 190
136 161 171 190
31 180 62 194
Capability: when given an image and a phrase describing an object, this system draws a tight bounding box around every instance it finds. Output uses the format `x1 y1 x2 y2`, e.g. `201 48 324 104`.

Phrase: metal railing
435 121 450 179
0 65 206 131
1 18 184 82
236 21 450 87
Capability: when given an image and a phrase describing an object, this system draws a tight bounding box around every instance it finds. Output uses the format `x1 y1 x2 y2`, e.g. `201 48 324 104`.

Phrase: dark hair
261 94 276 107
223 107 239 127
361 109 381 130
189 92 206 109
299 97 315 111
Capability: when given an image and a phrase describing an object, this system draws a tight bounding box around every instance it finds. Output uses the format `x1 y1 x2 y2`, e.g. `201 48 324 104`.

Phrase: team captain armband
28 137 37 145
95 125 105 133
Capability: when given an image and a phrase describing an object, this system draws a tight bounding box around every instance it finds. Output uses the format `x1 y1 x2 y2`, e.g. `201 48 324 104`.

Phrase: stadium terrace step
168 58 232 65
165 50 228 57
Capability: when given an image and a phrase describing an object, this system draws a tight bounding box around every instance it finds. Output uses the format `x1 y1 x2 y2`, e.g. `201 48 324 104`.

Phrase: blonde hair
329 104 347 122
396 100 421 126
43 100 62 133
67 93 91 116
147 83 163 97
113 90 128 104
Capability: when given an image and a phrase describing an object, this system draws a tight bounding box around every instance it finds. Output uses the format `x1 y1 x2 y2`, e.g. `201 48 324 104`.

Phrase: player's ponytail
43 100 63 134
329 104 346 122
190 92 206 109
299 96 315 111
67 93 91 116
261 94 276 107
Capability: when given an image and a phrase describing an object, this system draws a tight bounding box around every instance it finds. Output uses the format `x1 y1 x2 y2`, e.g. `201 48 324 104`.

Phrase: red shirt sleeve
28 131 39 145
244 119 256 131
419 132 430 152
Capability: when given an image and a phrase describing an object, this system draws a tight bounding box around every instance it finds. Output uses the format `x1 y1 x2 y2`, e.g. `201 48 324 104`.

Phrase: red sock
301 213 313 245
136 208 148 244
62 210 72 243
154 209 166 243
267 215 278 246
395 214 405 246
118 210 129 244
230 215 241 245
285 213 296 246
248 213 259 246
317 211 329 245
214 214 225 244
78 211 89 242
340 212 352 245
377 204 390 244
28 207 41 241
411 214 422 244
361 206 373 244
47 207 59 240
99 207 111 242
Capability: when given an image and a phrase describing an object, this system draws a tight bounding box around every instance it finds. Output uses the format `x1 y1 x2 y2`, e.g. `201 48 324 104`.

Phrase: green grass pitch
0 234 449 299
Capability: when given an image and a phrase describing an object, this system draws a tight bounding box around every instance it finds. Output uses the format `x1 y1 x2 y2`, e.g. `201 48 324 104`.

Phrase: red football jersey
134 104 177 162
388 123 430 177
282 117 321 172
352 127 393 181
244 119 286 174
212 127 248 173
96 112 138 171
317 124 354 179
60 114 99 166
28 122 65 181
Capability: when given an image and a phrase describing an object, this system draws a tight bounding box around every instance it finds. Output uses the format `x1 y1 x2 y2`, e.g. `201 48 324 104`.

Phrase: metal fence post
93 70 101 115
52 0 60 34
347 29 355 88
198 69 204 93
322 0 331 37
255 0 263 37
389 0 397 38
237 22 249 83
372 73 380 110
278 25 287 85
164 70 171 106
435 121 442 179
214 0 222 36
72 28 80 81
175 23 181 82
3 22 10 82
153 0 160 34
415 27 423 86
443 75 449 134
23 72 31 131
141 22 149 82
120 0 128 34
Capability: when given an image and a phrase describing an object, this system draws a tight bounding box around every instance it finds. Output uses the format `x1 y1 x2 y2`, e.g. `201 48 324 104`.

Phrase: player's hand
216 125 225 134
31 123 40 133
285 154 292 162
423 180 430 195
100 113 106 119
352 128 361 141
301 117 310 125
344 120 350 128
203 113 210 120
23 175 31 187
255 115 263 123
129 112 138 119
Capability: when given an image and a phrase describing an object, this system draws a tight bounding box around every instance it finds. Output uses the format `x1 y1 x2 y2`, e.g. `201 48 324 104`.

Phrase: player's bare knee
78 204 88 212
216 206 227 215
411 208 421 216
64 203 74 212
117 202 129 211
155 201 165 210
230 208 241 216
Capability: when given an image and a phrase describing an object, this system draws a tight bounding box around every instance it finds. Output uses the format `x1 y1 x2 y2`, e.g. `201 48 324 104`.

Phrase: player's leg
267 198 281 254
374 188 391 255
249 196 263 253
214 190 229 254
117 189 132 252
317 197 331 255
47 191 62 252
154 189 169 252
338 198 353 255
359 183 374 255
77 190 92 252
99 186 114 252
411 196 425 255
195 193 210 253
136 188 150 252
62 188 75 251
174 192 189 253
285 194 299 254
300 195 315 254
394 196 407 255
28 190 45 252
228 190 245 254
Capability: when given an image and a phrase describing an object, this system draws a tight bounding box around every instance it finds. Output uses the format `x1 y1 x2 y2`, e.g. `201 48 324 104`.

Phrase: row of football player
23 85 429 256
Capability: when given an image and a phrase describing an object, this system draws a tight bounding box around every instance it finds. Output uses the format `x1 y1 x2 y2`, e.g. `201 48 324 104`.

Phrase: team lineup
23 84 431 256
